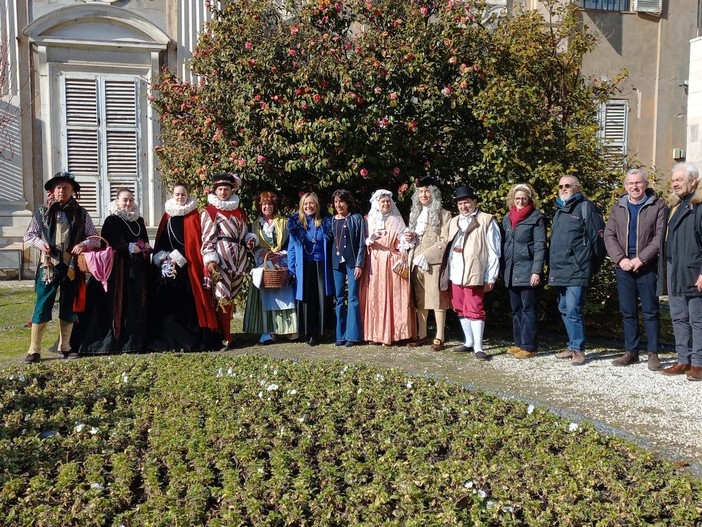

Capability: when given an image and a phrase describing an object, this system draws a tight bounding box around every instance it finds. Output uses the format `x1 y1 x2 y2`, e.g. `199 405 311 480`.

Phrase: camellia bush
151 0 622 214
1 354 701 525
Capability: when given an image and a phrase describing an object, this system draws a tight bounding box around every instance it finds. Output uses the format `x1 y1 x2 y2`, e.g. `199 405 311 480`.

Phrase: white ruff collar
164 197 198 217
108 200 141 222
207 193 240 211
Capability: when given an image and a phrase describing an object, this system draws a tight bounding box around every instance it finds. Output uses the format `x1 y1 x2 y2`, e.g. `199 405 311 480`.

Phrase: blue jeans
333 263 362 342
509 286 538 352
555 286 586 351
615 268 659 354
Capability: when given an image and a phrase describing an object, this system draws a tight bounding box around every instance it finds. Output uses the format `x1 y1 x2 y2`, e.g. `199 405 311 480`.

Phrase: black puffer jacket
548 194 605 287
501 208 547 288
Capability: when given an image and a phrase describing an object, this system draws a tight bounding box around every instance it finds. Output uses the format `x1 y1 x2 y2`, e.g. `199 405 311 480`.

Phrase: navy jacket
659 188 702 297
331 212 366 270
501 208 547 288
548 194 605 287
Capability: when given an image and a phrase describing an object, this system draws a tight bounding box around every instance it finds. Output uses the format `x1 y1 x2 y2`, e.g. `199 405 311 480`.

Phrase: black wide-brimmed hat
211 172 241 190
415 176 440 188
454 186 478 201
44 171 80 192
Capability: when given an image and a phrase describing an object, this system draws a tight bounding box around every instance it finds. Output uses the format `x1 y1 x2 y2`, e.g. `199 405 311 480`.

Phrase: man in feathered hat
23 171 99 363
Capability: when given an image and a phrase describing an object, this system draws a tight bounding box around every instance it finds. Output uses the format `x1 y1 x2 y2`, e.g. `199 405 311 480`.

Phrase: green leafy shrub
1 354 700 525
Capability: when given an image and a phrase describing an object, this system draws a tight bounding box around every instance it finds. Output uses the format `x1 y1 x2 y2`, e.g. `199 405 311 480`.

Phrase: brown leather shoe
506 346 521 355
647 353 661 371
431 339 445 352
514 349 536 359
554 349 574 359
686 366 702 381
407 337 428 347
571 350 586 366
612 352 639 366
661 362 691 376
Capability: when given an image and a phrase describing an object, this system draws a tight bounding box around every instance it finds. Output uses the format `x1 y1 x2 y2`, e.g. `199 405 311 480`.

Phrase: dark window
582 0 630 10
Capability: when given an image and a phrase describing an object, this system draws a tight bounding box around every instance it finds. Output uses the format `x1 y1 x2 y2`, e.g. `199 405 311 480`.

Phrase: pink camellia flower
360 168 369 177
238 159 247 167
398 183 409 194
389 92 398 101
289 49 297 56
441 86 452 97
374 87 382 94
448 56 457 65
313 94 322 103
393 167 401 177
248 58 256 66
257 155 266 163
204 186 211 194
245 41 253 50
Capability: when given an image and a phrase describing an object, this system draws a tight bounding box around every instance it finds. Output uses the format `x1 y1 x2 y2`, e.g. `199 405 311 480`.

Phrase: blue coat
287 214 334 300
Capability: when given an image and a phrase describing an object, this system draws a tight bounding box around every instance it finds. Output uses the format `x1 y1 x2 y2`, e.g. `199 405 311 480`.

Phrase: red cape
156 210 218 332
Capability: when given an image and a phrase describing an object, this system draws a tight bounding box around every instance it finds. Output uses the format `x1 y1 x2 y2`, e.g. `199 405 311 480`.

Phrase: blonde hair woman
287 192 334 346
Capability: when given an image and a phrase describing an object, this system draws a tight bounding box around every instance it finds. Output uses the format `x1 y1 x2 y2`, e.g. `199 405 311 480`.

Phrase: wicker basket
77 235 111 273
261 252 289 289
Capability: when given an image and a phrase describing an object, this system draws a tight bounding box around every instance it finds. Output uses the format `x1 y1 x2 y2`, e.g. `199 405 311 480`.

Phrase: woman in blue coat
502 183 547 358
287 192 334 346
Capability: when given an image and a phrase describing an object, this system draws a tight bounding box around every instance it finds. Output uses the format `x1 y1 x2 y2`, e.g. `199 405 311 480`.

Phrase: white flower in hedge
464 480 474 489
502 505 515 513
287 388 298 395
227 367 234 376
486 500 497 509
216 368 224 378
406 381 413 389
258 391 264 398
527 404 535 415
90 482 104 491
569 422 579 432
75 423 86 433
375 373 384 381
477 489 488 500
120 372 128 383
266 383 279 391
89 427 99 435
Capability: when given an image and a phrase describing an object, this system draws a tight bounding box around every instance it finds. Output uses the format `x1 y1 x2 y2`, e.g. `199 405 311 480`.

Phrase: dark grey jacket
501 208 547 288
658 188 702 297
548 194 605 287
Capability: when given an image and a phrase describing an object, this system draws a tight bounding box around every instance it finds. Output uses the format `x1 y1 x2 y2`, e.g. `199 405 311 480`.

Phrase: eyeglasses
558 183 573 190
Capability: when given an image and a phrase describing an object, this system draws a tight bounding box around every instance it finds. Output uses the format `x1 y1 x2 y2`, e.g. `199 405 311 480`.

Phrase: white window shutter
598 100 628 166
64 78 101 216
634 0 662 16
104 80 139 200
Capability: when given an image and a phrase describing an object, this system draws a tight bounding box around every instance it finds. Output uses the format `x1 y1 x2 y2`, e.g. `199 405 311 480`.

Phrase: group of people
20 164 702 382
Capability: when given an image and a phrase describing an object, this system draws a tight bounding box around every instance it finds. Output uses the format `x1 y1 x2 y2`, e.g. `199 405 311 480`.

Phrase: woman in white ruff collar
149 183 220 352
201 173 257 349
71 188 152 355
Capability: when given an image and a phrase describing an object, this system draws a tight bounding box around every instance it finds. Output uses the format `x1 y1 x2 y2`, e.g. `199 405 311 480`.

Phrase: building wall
579 2 697 173
687 36 702 166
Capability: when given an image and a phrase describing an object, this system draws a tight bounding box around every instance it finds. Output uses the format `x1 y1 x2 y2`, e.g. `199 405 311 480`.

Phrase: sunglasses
558 183 573 190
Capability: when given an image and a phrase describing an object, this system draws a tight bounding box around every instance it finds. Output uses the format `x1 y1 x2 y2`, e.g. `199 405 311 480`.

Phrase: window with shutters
598 99 628 166
61 74 143 224
580 0 630 11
